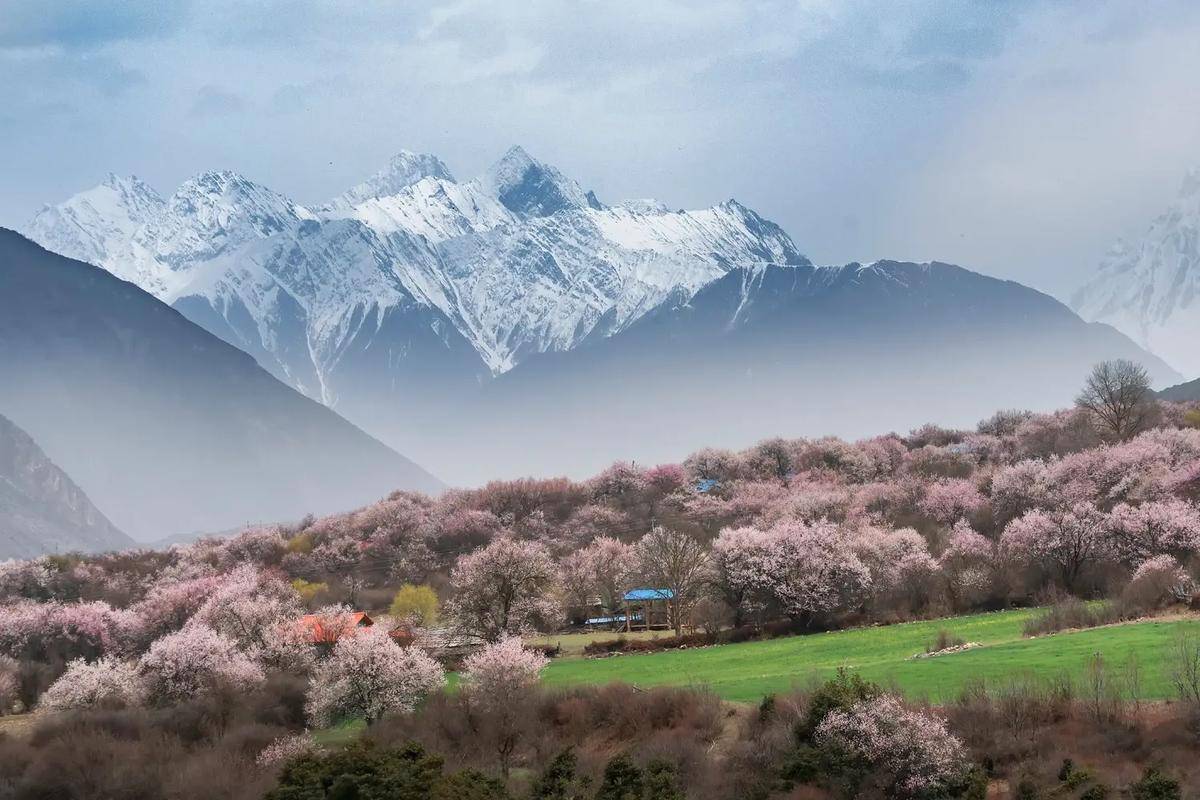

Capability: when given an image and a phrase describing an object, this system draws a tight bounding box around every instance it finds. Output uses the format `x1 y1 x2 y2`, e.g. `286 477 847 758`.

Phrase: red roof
296 611 373 644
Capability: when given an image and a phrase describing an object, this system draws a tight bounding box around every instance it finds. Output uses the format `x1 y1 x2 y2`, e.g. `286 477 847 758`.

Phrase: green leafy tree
529 748 589 800
1129 767 1181 800
594 754 644 800
390 584 440 627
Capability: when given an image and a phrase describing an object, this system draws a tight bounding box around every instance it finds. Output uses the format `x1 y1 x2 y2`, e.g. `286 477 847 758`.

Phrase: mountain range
0 412 132 559
24 147 1181 486
0 230 440 542
1073 169 1200 378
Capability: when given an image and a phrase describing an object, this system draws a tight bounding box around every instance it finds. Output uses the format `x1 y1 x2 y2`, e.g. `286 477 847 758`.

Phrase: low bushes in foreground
6 668 1200 799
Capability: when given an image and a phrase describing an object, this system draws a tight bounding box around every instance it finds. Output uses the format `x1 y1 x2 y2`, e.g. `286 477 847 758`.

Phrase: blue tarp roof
623 588 674 601
584 613 641 625
695 478 720 493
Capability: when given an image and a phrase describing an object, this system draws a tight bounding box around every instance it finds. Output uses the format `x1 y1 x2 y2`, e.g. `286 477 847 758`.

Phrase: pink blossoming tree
137 625 264 704
304 626 444 726
446 537 560 642
39 656 144 711
816 694 972 799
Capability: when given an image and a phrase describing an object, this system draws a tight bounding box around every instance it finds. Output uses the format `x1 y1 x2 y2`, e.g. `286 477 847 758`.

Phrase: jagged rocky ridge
0 412 133 559
1073 169 1200 378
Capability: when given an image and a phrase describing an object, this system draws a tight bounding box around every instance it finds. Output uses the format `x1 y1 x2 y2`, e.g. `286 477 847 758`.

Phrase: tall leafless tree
1075 359 1155 441
635 526 709 636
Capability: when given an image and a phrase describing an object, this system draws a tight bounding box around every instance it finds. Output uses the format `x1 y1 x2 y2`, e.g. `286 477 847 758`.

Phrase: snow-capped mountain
1072 169 1200 378
29 173 165 268
26 148 1174 486
26 145 808 401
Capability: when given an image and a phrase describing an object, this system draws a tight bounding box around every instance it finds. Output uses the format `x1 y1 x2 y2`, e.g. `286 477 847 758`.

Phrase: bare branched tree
1075 359 1155 440
634 526 709 636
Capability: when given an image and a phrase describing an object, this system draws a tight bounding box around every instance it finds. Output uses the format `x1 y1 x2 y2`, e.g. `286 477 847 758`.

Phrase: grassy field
540 609 1200 703
528 628 672 656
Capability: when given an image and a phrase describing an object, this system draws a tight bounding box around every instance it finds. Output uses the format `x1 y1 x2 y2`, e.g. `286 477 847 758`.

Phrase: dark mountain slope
0 229 441 540
1160 378 1200 402
457 261 1179 484
0 412 133 559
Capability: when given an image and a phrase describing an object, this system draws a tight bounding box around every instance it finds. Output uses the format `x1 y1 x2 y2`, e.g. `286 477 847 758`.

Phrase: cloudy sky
2 0 1199 298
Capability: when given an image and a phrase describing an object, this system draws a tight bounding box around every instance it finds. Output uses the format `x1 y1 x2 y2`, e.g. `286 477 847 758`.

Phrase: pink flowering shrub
1123 555 1193 610
39 656 143 711
305 626 444 726
816 694 972 799
446 537 560 641
137 625 264 704
460 635 548 709
255 732 320 768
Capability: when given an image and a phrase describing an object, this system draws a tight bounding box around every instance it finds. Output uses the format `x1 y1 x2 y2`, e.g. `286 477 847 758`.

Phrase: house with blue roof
620 587 676 632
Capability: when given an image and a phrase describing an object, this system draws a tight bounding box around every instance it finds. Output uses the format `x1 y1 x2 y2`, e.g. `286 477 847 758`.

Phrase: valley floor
538 609 1200 703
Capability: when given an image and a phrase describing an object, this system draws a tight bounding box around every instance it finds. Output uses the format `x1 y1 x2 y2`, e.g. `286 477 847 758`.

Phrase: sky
2 0 1200 299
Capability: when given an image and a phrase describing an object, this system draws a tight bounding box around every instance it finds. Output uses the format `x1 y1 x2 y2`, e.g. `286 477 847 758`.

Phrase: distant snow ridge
26 145 809 394
1073 168 1200 377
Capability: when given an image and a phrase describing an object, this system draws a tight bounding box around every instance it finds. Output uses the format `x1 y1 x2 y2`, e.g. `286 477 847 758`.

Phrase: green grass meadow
539 609 1200 703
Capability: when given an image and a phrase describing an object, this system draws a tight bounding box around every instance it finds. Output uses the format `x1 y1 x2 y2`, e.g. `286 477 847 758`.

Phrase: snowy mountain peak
1073 167 1200 378
480 145 591 217
618 198 670 214
25 173 165 266
136 170 313 274
329 150 455 210
28 145 816 413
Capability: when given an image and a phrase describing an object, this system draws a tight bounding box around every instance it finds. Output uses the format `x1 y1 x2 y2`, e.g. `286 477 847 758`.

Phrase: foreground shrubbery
5 671 1199 799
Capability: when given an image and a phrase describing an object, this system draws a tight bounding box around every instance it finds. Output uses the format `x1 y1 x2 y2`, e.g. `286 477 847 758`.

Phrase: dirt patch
0 713 36 739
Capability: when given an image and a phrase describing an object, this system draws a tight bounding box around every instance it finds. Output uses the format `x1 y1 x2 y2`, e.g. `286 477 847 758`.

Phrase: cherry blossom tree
460 636 549 778
1000 502 1112 592
137 625 264 704
744 437 795 483
939 521 996 608
763 520 872 625
644 463 687 495
853 527 938 612
129 574 220 647
1106 499 1200 567
304 626 444 726
39 656 144 711
461 635 548 703
256 733 321 768
188 565 308 669
919 479 986 524
816 694 973 799
710 525 772 627
446 537 560 642
712 520 871 627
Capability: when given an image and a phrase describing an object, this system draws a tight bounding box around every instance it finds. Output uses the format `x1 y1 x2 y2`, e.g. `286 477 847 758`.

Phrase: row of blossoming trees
1 379 1198 717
